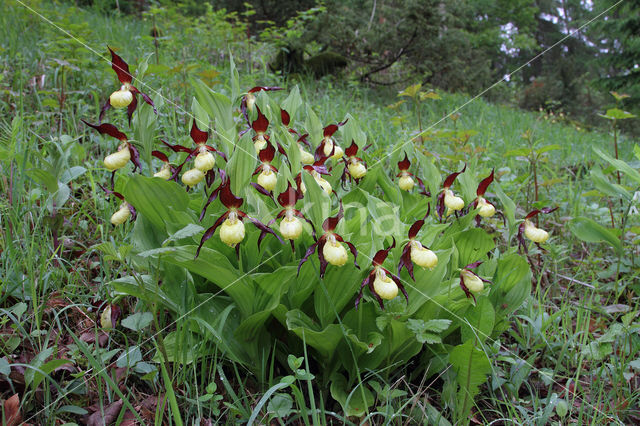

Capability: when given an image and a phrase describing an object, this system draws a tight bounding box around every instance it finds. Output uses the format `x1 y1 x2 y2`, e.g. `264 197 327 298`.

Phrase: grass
1 0 639 424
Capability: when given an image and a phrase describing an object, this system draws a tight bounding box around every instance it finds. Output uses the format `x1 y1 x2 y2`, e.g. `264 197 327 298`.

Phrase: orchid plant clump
84 47 556 419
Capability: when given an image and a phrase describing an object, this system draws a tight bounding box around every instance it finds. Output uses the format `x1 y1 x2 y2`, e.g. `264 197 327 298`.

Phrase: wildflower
473 169 496 218
279 108 314 164
295 156 333 195
161 121 227 187
298 202 359 278
517 207 558 253
151 151 176 181
99 304 121 330
315 120 348 161
99 47 156 124
459 261 491 302
258 183 316 252
98 184 136 226
196 176 282 257
240 86 282 125
436 164 466 220
396 153 429 194
251 106 271 153
342 141 367 184
82 121 141 180
251 141 280 195
398 208 438 280
356 238 409 309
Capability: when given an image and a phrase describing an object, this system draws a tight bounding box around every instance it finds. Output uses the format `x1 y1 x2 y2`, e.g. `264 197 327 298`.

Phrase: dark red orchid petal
248 86 283 94
205 147 228 161
459 276 476 302
82 120 127 141
161 140 191 154
369 275 386 310
398 153 411 171
355 270 376 310
276 142 289 163
98 183 124 201
297 133 312 149
219 180 243 209
322 119 348 138
517 223 528 254
128 144 141 173
317 238 330 278
309 157 331 175
415 176 430 197
108 46 132 84
524 206 558 220
195 211 230 259
476 169 494 197
258 142 276 163
277 183 302 207
251 182 274 200
99 99 111 123
127 203 137 221
190 120 209 145
292 209 317 240
108 304 122 328
398 242 415 280
408 219 425 240
152 150 169 163
334 234 360 269
345 140 359 157
240 97 250 126
252 106 269 134
385 268 409 304
199 185 223 222
297 240 320 276
322 202 344 232
464 261 483 270
281 108 291 126
443 164 467 189
373 237 396 266
436 191 446 221
130 86 156 113
241 213 284 247
205 169 216 187
257 217 279 250
126 93 138 125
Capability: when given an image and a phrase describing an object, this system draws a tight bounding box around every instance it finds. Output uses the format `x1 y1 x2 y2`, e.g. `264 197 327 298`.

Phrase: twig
557 273 595 289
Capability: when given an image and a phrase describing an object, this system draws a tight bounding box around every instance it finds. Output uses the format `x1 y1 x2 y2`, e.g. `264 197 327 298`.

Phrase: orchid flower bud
257 168 277 191
100 305 113 329
154 164 172 180
444 189 464 212
461 269 484 293
398 174 415 191
110 203 131 226
348 160 367 179
410 240 438 269
312 171 332 195
194 150 216 172
220 213 245 247
323 235 348 266
476 196 495 217
109 85 133 108
246 93 256 112
254 134 267 153
524 220 549 243
182 168 205 187
280 215 303 240
373 268 399 300
300 146 315 164
103 145 131 171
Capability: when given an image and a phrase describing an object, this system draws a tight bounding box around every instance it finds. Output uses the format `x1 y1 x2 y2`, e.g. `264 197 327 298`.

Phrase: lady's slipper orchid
251 141 281 195
162 121 227 187
315 120 348 161
396 153 429 195
82 121 142 185
398 208 438 280
471 169 501 225
298 202 359 278
341 141 367 185
99 47 156 124
279 108 314 164
98 184 136 226
356 238 409 309
436 164 466 220
258 183 316 252
151 150 177 181
251 106 271 153
459 261 491 302
240 86 282 125
517 207 558 253
196 177 282 257
295 157 333 195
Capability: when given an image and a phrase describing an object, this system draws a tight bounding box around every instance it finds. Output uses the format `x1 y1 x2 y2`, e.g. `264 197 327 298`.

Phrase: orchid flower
396 153 429 195
240 86 282 125
99 47 156 124
517 207 558 253
196 177 282 258
151 150 177 181
82 121 141 189
341 141 367 184
356 238 409 310
472 169 497 221
98 184 136 226
161 121 227 188
258 183 316 252
459 261 492 302
295 156 333 195
314 120 348 161
398 207 438 280
280 108 315 164
251 141 281 196
298 202 359 278
436 164 466 220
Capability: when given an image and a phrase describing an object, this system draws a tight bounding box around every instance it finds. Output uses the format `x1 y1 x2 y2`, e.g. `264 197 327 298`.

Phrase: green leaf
593 147 640 185
600 108 636 120
123 175 191 230
407 319 452 344
460 297 495 343
454 228 495 267
110 275 180 313
300 172 331 229
121 312 153 331
285 310 343 359
568 217 622 255
281 85 303 121
24 347 54 389
330 373 374 417
450 341 491 420
162 224 204 246
226 132 256 196
590 168 631 201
